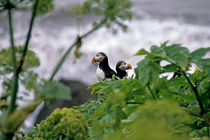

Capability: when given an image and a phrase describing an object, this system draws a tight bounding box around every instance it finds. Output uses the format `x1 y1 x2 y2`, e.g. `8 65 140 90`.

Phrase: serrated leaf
164 44 190 67
150 45 164 56
32 0 54 16
190 47 210 60
135 58 161 86
135 48 149 56
0 46 40 75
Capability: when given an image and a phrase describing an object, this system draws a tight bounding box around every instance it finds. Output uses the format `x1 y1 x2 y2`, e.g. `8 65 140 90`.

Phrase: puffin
92 52 116 81
116 61 132 79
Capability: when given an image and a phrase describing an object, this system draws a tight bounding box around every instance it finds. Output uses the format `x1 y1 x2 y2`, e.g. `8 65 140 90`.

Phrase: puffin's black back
99 57 116 78
116 61 127 79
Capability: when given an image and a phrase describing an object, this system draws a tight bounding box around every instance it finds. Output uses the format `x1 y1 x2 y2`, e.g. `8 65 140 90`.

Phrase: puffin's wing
96 67 105 82
105 69 116 79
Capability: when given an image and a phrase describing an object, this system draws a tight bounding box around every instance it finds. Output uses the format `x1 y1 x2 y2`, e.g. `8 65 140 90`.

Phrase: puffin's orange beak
127 64 132 70
188 62 192 67
92 57 96 64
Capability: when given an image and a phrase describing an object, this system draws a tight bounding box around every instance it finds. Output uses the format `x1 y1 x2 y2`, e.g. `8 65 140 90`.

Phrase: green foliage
111 100 191 140
36 80 71 100
26 108 88 140
79 42 210 139
0 46 40 97
0 46 72 139
0 0 54 16
25 125 40 139
0 46 40 75
2 98 42 133
70 0 133 32
135 58 161 86
1 0 134 139
31 0 54 16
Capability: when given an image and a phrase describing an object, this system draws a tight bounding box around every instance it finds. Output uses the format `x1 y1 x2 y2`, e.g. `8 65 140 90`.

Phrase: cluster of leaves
78 43 210 139
0 46 40 109
0 0 134 139
25 108 88 140
0 0 54 16
0 47 71 138
70 0 133 32
0 46 71 105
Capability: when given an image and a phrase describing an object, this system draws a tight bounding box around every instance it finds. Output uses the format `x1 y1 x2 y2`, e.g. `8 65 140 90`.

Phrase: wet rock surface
34 79 92 124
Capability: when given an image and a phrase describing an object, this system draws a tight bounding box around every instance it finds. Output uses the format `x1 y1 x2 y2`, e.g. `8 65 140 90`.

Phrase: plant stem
16 0 39 74
7 6 19 114
49 18 107 81
8 8 16 73
8 0 39 113
166 59 206 115
126 102 143 105
147 84 156 100
181 70 205 114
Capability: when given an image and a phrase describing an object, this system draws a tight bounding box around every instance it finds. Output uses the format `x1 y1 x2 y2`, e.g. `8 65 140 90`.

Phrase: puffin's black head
92 52 107 64
116 61 132 70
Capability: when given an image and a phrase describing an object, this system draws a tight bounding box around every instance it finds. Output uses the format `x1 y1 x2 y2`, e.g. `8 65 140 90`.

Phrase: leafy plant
0 0 133 139
25 108 88 140
81 43 210 139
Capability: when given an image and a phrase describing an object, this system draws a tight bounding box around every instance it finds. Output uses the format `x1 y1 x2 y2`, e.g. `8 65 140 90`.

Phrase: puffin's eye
96 54 99 57
123 62 126 65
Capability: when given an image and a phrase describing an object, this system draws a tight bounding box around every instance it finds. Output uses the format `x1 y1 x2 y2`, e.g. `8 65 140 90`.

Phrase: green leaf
190 47 210 61
0 46 40 75
164 44 190 67
135 58 161 85
37 81 71 100
135 48 149 56
20 71 38 90
73 0 133 32
150 45 164 56
31 0 54 16
162 64 178 72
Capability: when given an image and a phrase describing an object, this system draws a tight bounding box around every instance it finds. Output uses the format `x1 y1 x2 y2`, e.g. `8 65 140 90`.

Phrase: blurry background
0 0 210 84
0 0 210 128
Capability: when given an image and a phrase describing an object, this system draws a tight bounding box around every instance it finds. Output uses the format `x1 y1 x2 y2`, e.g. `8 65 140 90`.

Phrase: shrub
27 108 88 140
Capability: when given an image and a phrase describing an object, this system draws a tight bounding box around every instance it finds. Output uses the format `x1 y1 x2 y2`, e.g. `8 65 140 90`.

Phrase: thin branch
8 8 16 75
16 0 39 74
49 18 107 81
166 59 206 115
181 70 206 114
7 8 19 114
8 0 39 113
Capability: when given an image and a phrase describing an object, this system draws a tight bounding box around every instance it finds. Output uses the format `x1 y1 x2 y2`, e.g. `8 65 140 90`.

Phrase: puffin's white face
118 61 132 70
92 52 106 64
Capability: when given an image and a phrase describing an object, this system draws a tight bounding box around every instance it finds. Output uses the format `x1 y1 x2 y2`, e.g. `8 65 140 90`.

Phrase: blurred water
0 0 210 129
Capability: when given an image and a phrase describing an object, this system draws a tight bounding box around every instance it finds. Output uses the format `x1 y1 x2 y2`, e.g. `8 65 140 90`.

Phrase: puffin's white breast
96 67 105 82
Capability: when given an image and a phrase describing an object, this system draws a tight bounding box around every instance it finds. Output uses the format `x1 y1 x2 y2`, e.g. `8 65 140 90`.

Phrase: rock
34 79 92 124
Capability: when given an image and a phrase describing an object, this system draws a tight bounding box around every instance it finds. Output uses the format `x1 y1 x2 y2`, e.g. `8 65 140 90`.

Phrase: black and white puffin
116 61 132 79
92 52 116 81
